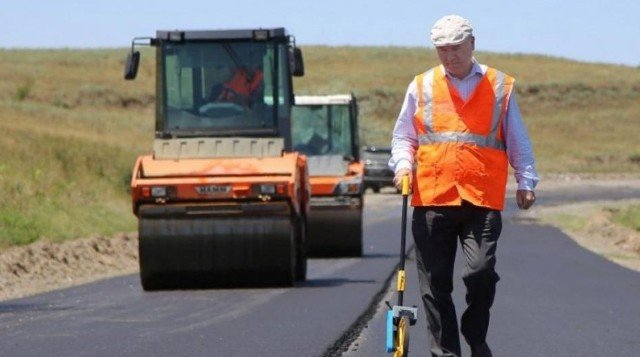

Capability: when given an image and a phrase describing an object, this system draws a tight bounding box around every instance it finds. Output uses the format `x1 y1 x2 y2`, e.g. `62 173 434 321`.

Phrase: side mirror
124 51 140 80
292 47 304 77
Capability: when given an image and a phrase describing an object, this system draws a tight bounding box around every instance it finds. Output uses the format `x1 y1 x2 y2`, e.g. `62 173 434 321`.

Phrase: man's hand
393 169 412 191
516 190 536 210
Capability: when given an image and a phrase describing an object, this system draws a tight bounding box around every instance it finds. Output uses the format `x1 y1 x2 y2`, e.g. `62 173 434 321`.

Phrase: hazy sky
1 0 638 66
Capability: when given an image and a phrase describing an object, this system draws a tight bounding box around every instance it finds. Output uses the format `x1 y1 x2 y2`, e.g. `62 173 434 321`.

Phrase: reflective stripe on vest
418 132 505 151
411 65 514 210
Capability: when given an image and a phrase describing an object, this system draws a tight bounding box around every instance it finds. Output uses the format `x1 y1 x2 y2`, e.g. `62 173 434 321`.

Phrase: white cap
430 15 473 47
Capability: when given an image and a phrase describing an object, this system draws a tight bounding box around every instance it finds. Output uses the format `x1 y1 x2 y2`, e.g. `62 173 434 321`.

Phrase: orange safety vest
411 65 514 210
218 68 263 105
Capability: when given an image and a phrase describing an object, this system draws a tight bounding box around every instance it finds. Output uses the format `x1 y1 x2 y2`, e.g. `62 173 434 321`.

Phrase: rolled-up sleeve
389 80 419 173
503 91 539 191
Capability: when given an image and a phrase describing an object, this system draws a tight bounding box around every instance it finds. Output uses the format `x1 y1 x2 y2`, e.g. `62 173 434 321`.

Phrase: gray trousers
412 201 501 357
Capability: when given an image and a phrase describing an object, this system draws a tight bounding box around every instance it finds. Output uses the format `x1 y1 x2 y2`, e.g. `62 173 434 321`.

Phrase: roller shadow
0 303 72 314
297 278 376 288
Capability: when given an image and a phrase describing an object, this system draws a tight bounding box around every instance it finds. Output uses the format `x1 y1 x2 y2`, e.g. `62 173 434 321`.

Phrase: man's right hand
393 169 412 191
516 189 536 210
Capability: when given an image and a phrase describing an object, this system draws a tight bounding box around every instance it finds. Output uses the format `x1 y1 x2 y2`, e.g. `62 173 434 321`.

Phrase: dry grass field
1 46 639 246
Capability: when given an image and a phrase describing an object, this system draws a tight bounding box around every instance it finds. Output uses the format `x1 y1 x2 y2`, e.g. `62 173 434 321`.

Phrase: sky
1 0 638 66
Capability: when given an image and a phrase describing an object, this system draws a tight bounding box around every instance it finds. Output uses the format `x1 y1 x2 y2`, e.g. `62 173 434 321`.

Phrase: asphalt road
345 182 640 357
1 181 639 357
0 196 403 357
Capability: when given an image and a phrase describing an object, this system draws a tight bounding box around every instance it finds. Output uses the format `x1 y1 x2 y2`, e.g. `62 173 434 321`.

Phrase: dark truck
362 146 395 193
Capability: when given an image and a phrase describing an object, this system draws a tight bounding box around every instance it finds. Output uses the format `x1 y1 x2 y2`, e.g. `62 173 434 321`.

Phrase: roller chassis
130 153 310 290
124 27 308 290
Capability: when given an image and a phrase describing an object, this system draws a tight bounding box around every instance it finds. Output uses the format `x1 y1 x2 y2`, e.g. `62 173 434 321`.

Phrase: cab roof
294 94 354 105
155 28 289 42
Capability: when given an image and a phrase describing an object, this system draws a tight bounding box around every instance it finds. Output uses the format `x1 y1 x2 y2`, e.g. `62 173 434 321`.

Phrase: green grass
611 204 640 232
0 46 639 248
0 117 139 248
0 48 153 248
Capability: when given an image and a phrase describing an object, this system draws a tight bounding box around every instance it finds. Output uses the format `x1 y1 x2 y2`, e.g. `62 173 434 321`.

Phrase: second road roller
292 94 364 257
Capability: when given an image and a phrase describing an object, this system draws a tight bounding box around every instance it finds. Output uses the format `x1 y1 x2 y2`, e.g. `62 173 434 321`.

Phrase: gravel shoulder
0 233 139 301
1 176 639 302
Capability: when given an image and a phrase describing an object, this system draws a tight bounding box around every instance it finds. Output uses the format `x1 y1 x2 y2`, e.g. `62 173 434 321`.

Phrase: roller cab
125 28 309 289
292 94 364 257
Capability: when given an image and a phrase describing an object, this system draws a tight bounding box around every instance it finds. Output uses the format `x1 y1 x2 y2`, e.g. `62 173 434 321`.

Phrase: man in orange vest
389 15 538 357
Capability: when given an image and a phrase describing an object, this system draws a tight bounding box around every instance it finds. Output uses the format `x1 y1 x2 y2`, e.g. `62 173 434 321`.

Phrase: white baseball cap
430 15 473 47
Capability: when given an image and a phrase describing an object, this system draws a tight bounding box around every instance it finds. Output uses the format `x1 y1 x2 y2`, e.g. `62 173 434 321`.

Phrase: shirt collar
442 58 484 80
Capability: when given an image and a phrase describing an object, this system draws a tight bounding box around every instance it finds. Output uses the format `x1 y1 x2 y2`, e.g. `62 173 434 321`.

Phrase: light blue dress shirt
389 59 539 191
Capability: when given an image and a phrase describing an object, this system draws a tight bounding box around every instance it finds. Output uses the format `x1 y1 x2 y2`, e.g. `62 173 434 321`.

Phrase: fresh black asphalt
344 183 640 357
0 182 639 356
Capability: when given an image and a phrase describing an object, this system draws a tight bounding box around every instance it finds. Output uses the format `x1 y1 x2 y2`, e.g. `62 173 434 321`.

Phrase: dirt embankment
1 177 639 302
0 233 138 301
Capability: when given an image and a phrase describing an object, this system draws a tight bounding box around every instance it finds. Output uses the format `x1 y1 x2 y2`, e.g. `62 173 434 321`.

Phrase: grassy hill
0 46 639 247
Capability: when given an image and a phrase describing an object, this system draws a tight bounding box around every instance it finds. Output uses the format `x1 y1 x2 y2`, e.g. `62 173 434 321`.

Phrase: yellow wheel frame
394 316 410 357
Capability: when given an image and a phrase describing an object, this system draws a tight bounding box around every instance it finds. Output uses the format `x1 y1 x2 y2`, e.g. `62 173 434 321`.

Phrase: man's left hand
516 190 536 210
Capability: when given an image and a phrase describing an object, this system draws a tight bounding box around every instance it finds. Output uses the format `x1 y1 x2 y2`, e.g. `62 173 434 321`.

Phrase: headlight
140 185 175 200
151 186 167 197
258 184 276 195
334 178 363 195
251 183 287 196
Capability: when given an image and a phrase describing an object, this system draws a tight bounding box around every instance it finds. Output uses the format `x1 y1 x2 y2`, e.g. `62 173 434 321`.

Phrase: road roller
292 94 364 257
124 28 310 290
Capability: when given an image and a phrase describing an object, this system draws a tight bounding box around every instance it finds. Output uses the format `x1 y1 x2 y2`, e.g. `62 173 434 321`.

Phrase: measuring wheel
385 176 417 356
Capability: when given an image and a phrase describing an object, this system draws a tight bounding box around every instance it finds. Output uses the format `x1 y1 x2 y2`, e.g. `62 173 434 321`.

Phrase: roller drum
138 208 296 290
306 197 363 257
